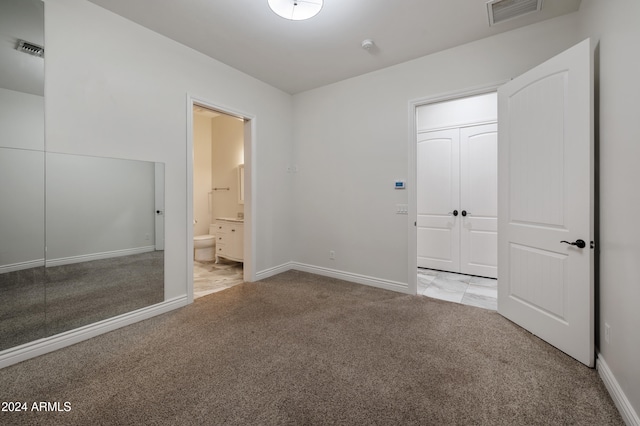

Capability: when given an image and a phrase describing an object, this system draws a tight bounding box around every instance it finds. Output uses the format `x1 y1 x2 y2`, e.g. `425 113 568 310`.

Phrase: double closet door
417 123 497 278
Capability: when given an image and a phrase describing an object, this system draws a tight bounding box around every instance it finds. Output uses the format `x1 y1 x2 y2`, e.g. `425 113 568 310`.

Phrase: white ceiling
87 0 582 94
0 1 583 97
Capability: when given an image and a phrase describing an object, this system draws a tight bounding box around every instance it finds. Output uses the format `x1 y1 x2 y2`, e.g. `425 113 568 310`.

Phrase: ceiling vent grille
487 0 543 26
16 40 44 58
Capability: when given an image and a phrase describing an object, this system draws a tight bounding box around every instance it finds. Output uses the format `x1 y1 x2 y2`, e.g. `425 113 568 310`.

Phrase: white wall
578 0 640 419
416 92 497 132
292 13 584 287
44 0 294 298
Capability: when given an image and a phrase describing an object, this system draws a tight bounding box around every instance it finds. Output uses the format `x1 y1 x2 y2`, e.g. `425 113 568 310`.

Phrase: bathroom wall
193 113 244 236
211 114 244 221
193 113 213 237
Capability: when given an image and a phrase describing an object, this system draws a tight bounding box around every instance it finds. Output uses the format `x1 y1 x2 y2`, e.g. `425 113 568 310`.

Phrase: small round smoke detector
361 39 374 51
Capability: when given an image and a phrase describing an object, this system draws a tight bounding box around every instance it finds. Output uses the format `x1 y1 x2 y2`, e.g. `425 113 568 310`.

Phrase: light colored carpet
0 270 623 425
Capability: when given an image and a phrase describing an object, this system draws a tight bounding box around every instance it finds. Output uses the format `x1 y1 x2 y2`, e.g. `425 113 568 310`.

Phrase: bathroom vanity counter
216 217 244 223
214 218 244 263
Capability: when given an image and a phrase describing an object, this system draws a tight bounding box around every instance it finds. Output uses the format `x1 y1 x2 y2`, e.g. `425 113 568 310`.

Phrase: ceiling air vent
487 0 543 26
16 40 44 58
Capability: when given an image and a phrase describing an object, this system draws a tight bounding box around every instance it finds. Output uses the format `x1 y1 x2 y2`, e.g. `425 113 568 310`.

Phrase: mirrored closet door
0 0 165 354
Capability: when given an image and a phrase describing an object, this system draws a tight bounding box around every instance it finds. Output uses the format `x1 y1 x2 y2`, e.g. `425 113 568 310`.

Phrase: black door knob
560 239 586 249
461 210 467 217
453 210 458 216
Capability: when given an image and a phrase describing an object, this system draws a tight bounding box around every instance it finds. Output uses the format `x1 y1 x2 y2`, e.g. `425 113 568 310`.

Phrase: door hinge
590 241 596 249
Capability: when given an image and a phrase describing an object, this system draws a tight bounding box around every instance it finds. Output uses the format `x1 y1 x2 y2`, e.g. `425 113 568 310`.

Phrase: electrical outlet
604 323 611 344
329 250 335 260
145 233 150 241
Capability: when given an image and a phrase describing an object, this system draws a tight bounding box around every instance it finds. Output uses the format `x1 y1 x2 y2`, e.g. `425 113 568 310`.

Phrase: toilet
194 224 216 262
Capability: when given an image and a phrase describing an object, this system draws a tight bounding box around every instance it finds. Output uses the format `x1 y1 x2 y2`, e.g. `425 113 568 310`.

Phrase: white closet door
417 129 460 271
460 123 498 278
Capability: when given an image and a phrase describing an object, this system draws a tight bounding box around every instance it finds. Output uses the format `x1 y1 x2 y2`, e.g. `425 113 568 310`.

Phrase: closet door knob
461 210 468 217
449 210 459 217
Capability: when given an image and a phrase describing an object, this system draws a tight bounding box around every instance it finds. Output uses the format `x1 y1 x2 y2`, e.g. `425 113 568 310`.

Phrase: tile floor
417 268 497 310
194 259 244 299
194 262 496 308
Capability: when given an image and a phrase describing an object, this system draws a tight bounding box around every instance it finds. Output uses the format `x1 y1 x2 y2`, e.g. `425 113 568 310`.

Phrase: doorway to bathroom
190 102 249 299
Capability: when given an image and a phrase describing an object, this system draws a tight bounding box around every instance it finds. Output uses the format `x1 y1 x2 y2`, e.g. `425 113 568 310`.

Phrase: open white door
498 39 594 366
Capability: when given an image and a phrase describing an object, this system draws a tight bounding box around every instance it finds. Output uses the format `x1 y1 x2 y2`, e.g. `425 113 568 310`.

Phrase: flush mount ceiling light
268 0 323 21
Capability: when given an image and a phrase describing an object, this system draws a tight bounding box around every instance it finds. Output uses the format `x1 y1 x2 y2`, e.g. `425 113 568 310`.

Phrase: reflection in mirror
45 154 165 335
0 0 45 352
0 149 46 350
0 0 165 355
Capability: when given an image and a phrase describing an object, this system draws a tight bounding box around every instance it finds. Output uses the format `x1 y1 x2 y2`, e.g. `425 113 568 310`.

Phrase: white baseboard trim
255 262 293 281
597 352 640 426
0 259 45 274
290 262 410 294
255 262 410 294
0 296 188 369
46 246 156 268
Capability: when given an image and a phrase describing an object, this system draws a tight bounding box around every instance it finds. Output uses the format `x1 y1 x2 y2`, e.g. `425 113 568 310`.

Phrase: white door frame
408 82 506 295
186 94 257 303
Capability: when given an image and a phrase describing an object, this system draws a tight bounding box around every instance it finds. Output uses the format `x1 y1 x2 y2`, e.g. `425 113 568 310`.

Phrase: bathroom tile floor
194 259 244 299
417 268 497 311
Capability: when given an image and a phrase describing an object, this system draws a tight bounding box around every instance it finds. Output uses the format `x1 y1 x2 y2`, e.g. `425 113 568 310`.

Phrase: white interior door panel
498 39 594 366
460 124 498 278
417 129 460 271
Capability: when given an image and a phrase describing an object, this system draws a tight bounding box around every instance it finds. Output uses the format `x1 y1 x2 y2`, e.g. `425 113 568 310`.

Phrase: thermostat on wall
394 180 406 189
